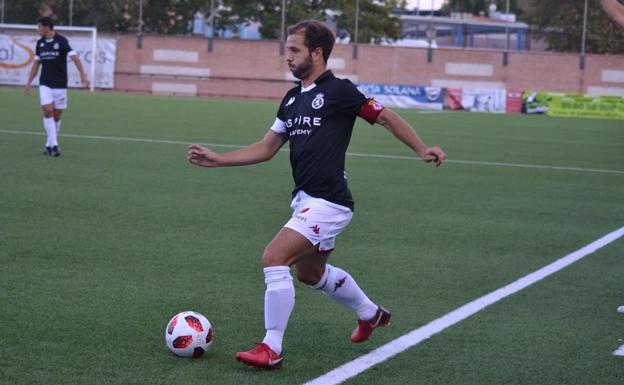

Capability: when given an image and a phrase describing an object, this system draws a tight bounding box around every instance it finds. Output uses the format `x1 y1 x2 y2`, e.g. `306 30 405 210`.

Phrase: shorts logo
285 97 295 107
309 225 320 235
299 208 310 213
312 93 324 109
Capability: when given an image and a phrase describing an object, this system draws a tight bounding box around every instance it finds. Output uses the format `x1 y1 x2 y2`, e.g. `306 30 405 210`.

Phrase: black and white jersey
270 70 384 211
34 33 76 89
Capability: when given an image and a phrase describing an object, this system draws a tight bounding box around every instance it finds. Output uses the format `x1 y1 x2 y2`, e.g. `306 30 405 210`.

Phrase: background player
188 20 445 369
24 16 89 157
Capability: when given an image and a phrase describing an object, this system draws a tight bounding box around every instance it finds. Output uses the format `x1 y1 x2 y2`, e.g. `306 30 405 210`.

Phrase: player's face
37 24 50 38
286 33 315 80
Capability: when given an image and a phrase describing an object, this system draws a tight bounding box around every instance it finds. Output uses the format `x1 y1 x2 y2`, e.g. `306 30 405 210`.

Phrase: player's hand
187 144 221 168
81 74 90 88
422 146 446 167
24 85 31 96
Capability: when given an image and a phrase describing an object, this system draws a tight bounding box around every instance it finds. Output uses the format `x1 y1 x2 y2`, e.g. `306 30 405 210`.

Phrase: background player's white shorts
39 86 68 109
284 190 353 252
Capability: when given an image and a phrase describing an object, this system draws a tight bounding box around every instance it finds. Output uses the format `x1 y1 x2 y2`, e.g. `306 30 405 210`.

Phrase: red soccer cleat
351 307 391 343
235 342 283 369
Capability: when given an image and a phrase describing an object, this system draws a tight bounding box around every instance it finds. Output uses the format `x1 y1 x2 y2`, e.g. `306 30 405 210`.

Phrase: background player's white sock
262 266 294 355
312 264 378 321
55 120 61 133
43 117 57 147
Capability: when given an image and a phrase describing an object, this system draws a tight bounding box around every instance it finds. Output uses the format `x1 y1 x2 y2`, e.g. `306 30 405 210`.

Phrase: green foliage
2 0 403 42
527 0 624 54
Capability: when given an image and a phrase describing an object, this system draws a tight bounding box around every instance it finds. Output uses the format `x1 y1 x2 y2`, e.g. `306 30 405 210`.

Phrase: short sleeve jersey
34 33 74 89
271 70 383 211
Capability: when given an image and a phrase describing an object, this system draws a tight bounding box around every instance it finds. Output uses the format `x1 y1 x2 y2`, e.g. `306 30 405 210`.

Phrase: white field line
303 226 624 385
614 344 624 356
1 129 624 175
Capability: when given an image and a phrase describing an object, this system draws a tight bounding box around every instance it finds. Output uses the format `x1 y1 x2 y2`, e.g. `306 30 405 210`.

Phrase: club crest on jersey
53 43 59 50
312 93 324 109
285 97 295 107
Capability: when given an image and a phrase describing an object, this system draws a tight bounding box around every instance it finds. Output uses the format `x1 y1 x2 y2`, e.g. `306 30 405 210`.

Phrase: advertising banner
445 88 462 110
357 83 445 110
522 91 624 119
0 34 117 88
522 91 550 114
506 90 523 114
547 93 624 120
460 88 506 113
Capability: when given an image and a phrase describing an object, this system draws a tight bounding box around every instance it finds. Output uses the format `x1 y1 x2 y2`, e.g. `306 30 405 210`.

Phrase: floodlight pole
503 0 510 66
0 0 4 24
353 0 359 59
279 0 285 55
137 0 144 49
580 0 588 70
427 0 434 63
69 0 73 26
208 0 214 52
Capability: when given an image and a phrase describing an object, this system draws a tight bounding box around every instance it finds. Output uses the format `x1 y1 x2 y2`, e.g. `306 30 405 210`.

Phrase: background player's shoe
236 342 283 369
44 146 52 156
51 146 61 157
351 307 391 343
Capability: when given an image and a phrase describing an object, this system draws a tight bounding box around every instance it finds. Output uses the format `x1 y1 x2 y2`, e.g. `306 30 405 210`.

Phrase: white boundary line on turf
303 226 624 385
2 129 624 175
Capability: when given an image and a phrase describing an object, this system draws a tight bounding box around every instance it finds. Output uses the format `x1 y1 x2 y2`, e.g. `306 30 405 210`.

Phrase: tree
221 0 404 43
527 0 624 54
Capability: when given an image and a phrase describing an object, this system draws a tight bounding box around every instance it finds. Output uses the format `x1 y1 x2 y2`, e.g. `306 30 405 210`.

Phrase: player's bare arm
375 108 446 166
187 129 286 168
601 0 624 30
70 55 90 87
24 61 41 95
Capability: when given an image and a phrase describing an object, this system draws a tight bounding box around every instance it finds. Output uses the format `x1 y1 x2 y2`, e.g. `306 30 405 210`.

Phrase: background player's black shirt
276 70 369 211
35 34 73 89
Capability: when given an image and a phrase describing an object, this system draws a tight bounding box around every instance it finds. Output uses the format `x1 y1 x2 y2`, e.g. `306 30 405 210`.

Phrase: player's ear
312 47 323 62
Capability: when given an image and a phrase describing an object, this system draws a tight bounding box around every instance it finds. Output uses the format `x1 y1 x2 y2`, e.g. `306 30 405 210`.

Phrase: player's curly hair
37 17 54 30
288 20 335 64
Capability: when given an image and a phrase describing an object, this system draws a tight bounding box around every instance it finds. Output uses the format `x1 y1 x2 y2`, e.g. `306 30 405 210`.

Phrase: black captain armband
357 99 385 124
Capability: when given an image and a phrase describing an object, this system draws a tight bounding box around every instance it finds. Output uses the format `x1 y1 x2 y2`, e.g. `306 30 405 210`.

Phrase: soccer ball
165 311 213 358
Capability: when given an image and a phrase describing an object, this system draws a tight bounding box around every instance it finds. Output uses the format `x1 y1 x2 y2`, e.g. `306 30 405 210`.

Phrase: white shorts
284 190 353 252
39 86 68 109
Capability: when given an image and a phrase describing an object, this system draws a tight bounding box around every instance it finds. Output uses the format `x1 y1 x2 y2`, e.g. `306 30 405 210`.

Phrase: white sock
43 117 57 147
313 264 378 321
262 266 294 355
55 120 61 133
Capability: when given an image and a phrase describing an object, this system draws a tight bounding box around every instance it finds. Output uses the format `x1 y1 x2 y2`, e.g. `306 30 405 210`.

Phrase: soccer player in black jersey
24 17 89 157
188 20 446 369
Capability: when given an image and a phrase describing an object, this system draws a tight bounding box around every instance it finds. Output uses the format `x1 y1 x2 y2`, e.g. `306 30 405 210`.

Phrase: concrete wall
113 35 624 100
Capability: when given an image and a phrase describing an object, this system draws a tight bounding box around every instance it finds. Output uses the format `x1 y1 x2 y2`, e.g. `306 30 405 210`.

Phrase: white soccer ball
165 311 213 358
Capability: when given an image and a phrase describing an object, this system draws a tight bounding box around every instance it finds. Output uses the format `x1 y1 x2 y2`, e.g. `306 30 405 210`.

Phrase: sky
405 0 446 10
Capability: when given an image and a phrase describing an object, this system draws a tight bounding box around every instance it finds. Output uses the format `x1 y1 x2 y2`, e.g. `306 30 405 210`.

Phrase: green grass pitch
1 86 623 385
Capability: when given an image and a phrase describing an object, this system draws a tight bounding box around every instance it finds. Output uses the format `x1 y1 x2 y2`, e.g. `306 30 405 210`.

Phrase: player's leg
236 227 315 369
50 89 67 157
295 252 390 343
39 86 56 156
53 109 63 133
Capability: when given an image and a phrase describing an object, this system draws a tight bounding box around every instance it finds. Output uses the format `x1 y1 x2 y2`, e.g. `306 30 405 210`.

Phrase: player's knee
262 247 289 267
